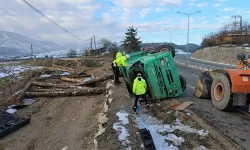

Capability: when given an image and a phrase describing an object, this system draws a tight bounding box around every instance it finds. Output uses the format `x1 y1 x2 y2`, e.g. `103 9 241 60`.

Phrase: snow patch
113 110 131 149
194 146 207 150
165 134 185 146
175 49 191 55
40 74 51 78
60 72 70 76
0 65 43 79
136 113 209 150
6 108 17 114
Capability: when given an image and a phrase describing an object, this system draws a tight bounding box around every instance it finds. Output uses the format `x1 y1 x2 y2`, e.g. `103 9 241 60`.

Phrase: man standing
112 53 130 84
132 73 149 113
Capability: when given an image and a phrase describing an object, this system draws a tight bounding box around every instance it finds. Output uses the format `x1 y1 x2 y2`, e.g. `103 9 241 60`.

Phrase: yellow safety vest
114 56 128 67
133 77 147 95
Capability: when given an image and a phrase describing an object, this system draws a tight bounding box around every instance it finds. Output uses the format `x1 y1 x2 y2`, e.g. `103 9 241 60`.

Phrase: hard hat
137 73 142 77
126 54 130 59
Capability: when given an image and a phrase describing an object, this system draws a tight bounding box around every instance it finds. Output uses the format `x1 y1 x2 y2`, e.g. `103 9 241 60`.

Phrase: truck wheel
179 75 186 92
155 45 175 58
211 73 233 111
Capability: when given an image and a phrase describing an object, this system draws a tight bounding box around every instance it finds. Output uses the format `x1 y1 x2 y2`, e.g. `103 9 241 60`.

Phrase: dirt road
0 96 104 150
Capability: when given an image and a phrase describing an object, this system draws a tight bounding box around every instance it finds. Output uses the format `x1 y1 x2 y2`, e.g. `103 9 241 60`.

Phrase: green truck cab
120 51 186 100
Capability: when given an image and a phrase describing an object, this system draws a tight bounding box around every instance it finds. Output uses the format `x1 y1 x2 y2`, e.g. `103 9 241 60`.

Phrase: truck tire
179 75 186 92
155 45 175 58
211 73 233 111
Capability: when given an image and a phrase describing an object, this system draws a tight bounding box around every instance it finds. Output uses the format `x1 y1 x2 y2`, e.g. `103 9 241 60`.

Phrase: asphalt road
176 64 250 150
175 54 236 69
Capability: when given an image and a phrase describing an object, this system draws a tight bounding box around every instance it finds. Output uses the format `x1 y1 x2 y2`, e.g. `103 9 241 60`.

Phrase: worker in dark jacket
132 73 149 112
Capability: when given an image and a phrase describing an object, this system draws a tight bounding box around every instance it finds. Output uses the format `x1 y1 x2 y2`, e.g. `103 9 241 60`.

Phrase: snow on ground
35 49 83 58
136 113 209 150
113 110 132 150
0 65 43 79
175 49 191 55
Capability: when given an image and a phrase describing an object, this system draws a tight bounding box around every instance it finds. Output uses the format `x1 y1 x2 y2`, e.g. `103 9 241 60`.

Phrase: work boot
133 106 137 113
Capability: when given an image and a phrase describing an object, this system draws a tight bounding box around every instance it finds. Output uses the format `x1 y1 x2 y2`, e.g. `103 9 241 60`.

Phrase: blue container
136 105 141 113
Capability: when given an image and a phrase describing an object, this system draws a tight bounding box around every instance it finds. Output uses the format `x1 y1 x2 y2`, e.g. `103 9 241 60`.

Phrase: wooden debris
61 77 83 83
46 66 76 74
175 102 193 110
77 73 113 86
32 82 73 89
25 87 105 98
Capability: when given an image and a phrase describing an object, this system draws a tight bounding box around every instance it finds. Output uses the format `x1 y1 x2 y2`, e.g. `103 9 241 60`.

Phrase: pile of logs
5 69 113 103
26 73 113 98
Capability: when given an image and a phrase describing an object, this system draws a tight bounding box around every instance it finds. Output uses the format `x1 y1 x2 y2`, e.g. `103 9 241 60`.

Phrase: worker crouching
133 73 149 113
112 53 130 84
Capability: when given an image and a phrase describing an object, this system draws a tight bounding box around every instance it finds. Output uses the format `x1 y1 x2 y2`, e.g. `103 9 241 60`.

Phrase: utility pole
31 44 33 57
90 38 93 50
164 29 177 43
93 35 96 49
177 11 201 62
240 16 243 35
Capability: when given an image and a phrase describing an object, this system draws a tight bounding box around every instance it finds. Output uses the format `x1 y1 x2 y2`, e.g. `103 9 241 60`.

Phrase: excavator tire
155 45 175 58
179 75 187 92
211 73 234 111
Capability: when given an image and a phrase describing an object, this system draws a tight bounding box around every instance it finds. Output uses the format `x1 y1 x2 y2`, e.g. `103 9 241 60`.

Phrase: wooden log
46 67 76 74
25 87 105 98
3 78 36 106
61 77 83 83
77 73 113 86
37 74 91 80
33 87 88 92
32 82 73 89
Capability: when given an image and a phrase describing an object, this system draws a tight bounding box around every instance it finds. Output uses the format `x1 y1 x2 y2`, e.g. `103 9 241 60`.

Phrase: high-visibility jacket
116 52 122 59
133 77 147 95
114 56 128 67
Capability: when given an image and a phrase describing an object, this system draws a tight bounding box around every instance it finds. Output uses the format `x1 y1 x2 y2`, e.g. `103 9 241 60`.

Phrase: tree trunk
32 82 73 89
77 73 113 86
61 77 83 83
25 87 105 98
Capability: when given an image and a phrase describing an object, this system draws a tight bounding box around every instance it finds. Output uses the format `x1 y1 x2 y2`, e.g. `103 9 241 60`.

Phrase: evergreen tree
122 26 142 53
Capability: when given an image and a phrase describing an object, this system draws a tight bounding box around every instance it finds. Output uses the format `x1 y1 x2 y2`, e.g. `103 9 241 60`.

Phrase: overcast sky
0 0 249 46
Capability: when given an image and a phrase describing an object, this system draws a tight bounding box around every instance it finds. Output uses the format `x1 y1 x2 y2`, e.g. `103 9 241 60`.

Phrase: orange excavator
194 53 250 111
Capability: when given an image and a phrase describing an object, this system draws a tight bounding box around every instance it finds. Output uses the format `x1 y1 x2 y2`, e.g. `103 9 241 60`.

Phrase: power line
21 0 83 40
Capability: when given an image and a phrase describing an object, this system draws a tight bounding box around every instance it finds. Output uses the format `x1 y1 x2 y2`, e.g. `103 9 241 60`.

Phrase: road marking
187 84 194 89
238 109 250 117
191 74 199 78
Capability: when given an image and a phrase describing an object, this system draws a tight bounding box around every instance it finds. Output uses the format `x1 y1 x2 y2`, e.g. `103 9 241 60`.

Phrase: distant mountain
0 30 87 57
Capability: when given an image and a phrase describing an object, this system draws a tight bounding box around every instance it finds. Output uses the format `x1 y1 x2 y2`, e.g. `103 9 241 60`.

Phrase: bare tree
67 49 77 58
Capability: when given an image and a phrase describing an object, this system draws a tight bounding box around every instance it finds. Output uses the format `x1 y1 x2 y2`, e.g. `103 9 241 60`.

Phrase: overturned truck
120 45 186 101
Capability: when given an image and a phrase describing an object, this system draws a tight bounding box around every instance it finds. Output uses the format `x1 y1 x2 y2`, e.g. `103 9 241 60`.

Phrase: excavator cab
194 53 250 111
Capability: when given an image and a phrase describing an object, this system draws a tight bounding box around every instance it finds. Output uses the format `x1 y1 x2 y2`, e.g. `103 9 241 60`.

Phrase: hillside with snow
0 31 86 57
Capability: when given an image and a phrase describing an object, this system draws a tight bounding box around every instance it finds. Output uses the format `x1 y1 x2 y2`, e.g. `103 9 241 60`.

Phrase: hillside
192 46 250 65
0 31 86 57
